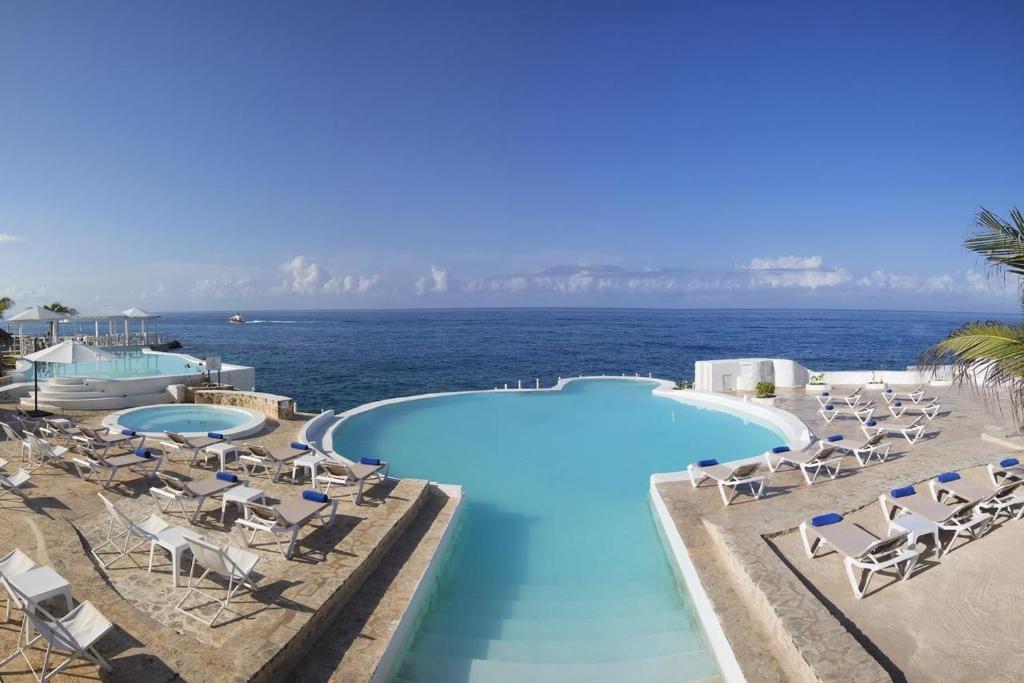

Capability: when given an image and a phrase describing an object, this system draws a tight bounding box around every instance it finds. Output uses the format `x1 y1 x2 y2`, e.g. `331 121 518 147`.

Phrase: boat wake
246 320 299 324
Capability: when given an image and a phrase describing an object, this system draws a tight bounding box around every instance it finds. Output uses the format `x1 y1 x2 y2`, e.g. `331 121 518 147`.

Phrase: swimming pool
103 404 266 439
331 379 783 682
27 351 204 380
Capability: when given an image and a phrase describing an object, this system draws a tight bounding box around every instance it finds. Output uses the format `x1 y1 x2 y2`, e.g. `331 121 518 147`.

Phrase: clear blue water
146 308 1007 413
115 405 248 434
333 379 782 682
27 350 203 380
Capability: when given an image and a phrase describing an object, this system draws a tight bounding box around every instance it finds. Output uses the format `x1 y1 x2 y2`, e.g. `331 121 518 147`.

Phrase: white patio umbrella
7 306 64 346
23 340 115 415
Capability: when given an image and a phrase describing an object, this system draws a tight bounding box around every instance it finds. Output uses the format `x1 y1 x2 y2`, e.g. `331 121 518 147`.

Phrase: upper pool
27 351 204 380
331 379 782 682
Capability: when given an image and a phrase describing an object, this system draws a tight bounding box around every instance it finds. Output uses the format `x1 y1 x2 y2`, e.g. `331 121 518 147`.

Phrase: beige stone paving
657 385 1020 683
0 405 431 682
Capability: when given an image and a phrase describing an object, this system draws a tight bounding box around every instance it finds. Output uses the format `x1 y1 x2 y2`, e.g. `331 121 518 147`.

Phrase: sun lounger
149 471 242 523
888 398 941 420
861 415 926 444
76 426 145 455
882 384 928 404
239 442 310 481
929 471 1024 522
71 447 162 487
839 388 867 408
799 512 919 599
818 402 875 424
176 537 260 626
687 460 766 505
0 468 31 507
986 456 1024 487
236 491 339 558
880 485 992 555
159 431 226 466
314 456 389 503
0 549 36 621
765 445 842 485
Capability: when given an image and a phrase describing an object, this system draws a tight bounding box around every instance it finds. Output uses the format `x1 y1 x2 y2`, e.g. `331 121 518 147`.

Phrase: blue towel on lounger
134 448 152 459
894 401 902 407
826 434 843 442
121 429 137 437
823 404 834 411
937 472 960 483
215 471 238 483
208 432 224 440
290 442 310 451
820 391 829 396
360 457 382 465
696 459 718 467
1001 458 1020 468
771 446 790 454
303 490 329 503
811 513 843 527
890 485 915 498
866 420 877 427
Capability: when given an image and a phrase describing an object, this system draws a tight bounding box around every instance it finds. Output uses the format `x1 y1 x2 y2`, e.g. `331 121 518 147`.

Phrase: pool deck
0 405 458 682
656 385 1023 682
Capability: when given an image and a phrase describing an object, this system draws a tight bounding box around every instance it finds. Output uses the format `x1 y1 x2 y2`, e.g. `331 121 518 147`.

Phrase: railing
494 372 658 390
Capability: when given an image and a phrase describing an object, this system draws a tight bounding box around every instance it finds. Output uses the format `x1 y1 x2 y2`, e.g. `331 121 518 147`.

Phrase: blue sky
1 1 1022 312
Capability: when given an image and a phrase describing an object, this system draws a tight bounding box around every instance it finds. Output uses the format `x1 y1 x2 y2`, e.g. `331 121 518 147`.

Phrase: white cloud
746 256 822 270
192 275 262 300
0 233 26 244
276 256 324 295
742 255 849 290
415 265 449 295
322 274 380 295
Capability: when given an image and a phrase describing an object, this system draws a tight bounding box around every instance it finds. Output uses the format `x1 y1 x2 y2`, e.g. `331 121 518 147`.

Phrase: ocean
153 308 1010 412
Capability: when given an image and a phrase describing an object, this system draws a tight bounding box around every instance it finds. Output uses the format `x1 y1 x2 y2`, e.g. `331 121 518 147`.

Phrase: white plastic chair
24 436 67 470
0 468 32 507
92 492 172 569
0 578 113 681
176 537 259 626
0 422 31 462
0 549 37 621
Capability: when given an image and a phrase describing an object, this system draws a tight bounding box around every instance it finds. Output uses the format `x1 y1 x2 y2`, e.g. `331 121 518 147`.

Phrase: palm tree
920 207 1024 424
0 298 11 378
43 302 76 316
0 296 12 319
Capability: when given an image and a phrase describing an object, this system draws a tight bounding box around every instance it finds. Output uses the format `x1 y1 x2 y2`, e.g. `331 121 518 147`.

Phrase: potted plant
675 379 692 390
805 372 830 392
753 381 777 406
865 366 887 392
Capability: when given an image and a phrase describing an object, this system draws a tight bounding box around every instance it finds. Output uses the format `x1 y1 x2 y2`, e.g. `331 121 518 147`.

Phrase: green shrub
755 381 775 398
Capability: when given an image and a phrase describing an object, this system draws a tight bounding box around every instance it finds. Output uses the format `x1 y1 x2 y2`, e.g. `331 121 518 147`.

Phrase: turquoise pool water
28 352 203 379
332 379 783 683
115 405 248 434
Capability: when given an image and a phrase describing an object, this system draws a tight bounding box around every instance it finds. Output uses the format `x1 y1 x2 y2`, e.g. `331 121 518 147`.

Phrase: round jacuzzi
102 404 266 439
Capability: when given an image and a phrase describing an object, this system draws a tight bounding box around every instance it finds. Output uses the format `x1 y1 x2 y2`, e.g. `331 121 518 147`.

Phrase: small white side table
8 566 73 639
148 527 202 587
889 513 940 550
203 443 239 472
292 453 326 483
220 486 266 522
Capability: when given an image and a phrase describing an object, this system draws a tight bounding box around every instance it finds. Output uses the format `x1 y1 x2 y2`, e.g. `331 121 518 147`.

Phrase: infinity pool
28 351 203 379
331 379 782 682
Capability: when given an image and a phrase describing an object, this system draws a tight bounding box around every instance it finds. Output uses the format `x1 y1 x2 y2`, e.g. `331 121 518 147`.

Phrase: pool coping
102 403 267 439
324 375 814 682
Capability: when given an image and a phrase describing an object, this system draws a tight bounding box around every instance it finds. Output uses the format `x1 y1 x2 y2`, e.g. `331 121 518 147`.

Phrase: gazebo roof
122 307 160 319
6 306 64 323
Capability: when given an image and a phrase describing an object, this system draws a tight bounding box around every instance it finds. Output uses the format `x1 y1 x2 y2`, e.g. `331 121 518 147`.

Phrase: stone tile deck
0 407 434 682
657 386 1021 682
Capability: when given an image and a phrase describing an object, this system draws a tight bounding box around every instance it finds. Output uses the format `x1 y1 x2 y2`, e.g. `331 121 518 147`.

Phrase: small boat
227 314 246 324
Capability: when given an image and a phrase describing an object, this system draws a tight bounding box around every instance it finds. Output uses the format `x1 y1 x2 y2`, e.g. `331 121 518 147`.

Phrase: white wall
695 358 951 391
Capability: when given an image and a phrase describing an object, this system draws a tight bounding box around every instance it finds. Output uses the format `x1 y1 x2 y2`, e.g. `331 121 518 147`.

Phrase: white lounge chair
76 426 145 456
861 415 926 444
159 432 226 467
839 388 867 408
71 447 162 487
149 471 242 523
236 492 339 558
314 456 389 504
888 399 941 420
986 456 1024 487
239 442 309 481
0 468 31 508
764 445 842 485
882 384 927 404
0 549 36 622
176 536 260 627
0 422 31 462
687 460 766 505
929 471 1024 522
818 403 874 424
880 485 993 556
0 579 114 680
799 512 919 599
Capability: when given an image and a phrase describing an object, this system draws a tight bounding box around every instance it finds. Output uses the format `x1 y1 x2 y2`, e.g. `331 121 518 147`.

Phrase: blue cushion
811 513 843 527
826 434 843 443
890 485 915 498
823 404 834 411
208 432 225 440
290 441 310 451
894 401 902 407
360 457 382 465
866 419 877 427
303 489 329 503
215 471 238 483
121 429 137 437
820 391 830 396
134 448 152 459
1000 458 1020 468
937 472 960 483
696 459 718 467
771 446 790 454
884 388 893 393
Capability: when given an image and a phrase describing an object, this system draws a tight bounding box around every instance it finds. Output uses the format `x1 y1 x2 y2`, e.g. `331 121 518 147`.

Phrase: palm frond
919 321 1024 425
964 207 1024 279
